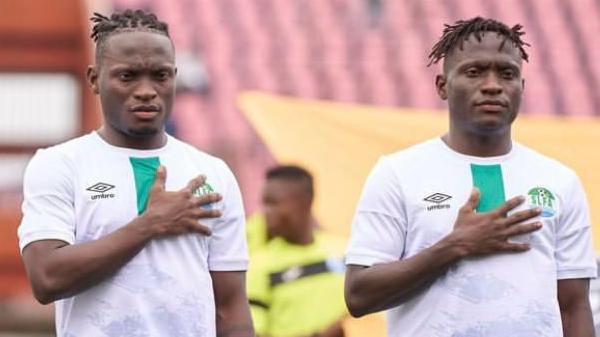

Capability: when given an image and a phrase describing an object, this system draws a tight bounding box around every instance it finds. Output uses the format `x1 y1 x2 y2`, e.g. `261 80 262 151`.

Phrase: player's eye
118 72 134 81
501 69 517 79
465 68 480 77
155 71 170 81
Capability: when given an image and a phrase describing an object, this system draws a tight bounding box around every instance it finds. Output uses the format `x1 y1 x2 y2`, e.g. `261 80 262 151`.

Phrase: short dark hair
90 9 170 61
266 165 314 199
428 16 529 66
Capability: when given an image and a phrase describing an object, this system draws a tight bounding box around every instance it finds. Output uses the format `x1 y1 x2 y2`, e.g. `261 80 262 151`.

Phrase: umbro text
91 193 115 200
427 204 450 211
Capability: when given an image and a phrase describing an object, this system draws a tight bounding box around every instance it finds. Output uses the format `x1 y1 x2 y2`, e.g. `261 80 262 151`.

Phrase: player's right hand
449 188 542 256
142 165 222 237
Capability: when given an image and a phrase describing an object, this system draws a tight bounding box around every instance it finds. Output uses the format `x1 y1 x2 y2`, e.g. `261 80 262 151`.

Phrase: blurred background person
247 165 347 337
245 212 270 255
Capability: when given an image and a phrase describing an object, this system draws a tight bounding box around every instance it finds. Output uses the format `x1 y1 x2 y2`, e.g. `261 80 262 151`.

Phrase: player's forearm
561 300 595 337
345 235 465 317
213 271 255 337
215 299 255 337
216 322 255 337
25 215 154 304
558 278 595 337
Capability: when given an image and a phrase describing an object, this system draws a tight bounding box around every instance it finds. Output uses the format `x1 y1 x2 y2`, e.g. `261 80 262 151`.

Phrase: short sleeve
208 160 248 271
555 173 597 279
345 157 407 267
18 149 76 252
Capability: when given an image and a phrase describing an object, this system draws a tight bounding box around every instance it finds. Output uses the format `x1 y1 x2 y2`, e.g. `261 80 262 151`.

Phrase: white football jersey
19 132 248 337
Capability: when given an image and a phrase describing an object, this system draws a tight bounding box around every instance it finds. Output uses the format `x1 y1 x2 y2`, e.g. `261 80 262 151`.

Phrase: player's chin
127 125 162 137
471 119 511 134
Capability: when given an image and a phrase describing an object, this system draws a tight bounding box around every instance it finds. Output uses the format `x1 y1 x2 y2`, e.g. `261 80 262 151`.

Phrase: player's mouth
475 100 507 112
129 105 161 120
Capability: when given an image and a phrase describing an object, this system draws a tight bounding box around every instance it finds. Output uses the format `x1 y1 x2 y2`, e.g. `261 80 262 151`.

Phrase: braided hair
428 17 529 67
90 9 170 60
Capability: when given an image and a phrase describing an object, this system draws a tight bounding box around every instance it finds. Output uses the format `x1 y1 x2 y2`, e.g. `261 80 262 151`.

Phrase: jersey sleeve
208 160 249 271
555 172 597 280
18 149 76 252
345 156 407 266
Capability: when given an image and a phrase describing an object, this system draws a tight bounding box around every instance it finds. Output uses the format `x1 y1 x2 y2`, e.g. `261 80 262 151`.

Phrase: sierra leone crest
527 187 556 218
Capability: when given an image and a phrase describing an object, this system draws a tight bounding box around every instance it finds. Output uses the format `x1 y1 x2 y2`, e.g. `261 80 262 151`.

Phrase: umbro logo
424 193 451 204
424 193 452 211
87 182 116 200
87 182 114 193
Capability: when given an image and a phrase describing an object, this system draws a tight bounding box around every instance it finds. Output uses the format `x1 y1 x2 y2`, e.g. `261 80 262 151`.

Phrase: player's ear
435 74 448 100
86 65 100 95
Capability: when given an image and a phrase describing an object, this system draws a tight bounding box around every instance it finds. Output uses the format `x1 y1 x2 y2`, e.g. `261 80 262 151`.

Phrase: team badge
193 182 215 209
193 182 214 197
527 187 555 217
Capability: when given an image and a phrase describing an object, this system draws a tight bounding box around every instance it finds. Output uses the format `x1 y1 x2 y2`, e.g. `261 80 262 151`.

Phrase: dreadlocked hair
90 9 170 58
428 16 529 66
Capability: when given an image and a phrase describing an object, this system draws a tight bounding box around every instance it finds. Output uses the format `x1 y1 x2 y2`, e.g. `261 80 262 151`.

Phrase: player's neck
286 229 314 246
442 131 512 157
97 126 167 150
